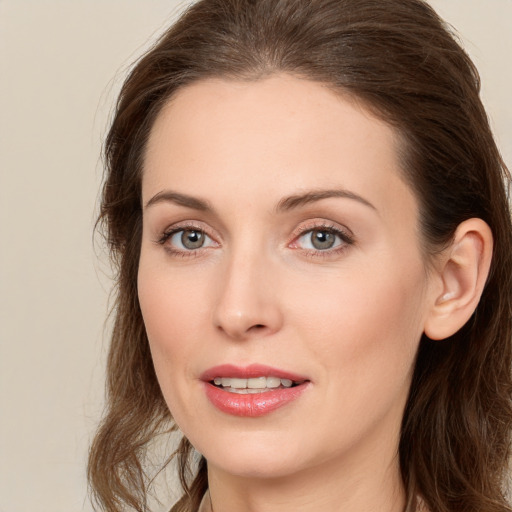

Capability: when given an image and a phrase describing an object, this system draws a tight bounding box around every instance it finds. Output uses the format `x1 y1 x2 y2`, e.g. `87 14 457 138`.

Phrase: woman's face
138 75 435 480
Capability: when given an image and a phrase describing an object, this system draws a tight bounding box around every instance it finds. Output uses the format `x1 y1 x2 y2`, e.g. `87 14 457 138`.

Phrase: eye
292 225 354 253
172 229 209 250
158 226 217 253
300 229 339 250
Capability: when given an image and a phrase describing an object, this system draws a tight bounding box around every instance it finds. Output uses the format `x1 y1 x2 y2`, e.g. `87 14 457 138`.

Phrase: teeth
247 377 266 389
221 377 245 388
266 377 281 388
213 376 297 390
226 388 272 394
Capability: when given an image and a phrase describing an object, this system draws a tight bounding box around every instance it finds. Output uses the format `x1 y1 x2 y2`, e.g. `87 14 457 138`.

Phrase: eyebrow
144 188 377 213
275 189 377 213
145 191 213 211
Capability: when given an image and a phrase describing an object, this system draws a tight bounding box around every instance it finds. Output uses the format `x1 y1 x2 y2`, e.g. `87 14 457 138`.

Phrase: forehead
142 74 415 220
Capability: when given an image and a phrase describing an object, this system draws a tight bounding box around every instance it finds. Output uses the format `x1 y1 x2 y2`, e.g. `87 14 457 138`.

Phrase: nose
212 249 284 340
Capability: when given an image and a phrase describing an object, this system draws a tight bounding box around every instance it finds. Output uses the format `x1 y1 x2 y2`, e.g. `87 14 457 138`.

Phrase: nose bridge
212 237 282 339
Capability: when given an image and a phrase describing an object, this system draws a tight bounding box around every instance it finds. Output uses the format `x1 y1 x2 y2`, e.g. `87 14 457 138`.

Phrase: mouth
210 376 305 394
201 364 310 417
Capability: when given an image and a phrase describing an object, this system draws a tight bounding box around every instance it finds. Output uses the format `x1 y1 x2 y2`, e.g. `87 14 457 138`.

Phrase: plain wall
0 1 510 511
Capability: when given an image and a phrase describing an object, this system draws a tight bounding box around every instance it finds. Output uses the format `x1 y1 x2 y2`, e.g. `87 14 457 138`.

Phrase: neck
206 447 405 512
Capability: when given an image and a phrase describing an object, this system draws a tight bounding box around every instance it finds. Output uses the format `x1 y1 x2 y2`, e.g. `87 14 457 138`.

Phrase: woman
88 1 512 511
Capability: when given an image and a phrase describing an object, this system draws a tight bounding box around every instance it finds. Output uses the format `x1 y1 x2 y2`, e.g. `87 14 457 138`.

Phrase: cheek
286 256 427 398
138 240 215 329
137 258 218 434
137 257 210 387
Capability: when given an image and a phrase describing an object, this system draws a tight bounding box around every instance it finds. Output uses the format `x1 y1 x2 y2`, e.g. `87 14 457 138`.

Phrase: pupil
182 230 204 249
312 230 335 250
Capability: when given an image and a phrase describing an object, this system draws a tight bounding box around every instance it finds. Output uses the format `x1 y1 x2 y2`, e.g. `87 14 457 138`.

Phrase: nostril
248 324 266 332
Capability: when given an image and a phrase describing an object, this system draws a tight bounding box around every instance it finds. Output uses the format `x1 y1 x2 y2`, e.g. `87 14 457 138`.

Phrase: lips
201 364 310 417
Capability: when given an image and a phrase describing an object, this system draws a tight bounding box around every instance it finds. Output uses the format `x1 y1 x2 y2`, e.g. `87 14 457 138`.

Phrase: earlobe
424 218 493 341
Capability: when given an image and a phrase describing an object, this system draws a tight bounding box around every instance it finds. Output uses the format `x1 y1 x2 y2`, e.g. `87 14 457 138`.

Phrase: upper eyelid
161 221 217 238
289 219 354 240
292 227 353 247
297 227 351 240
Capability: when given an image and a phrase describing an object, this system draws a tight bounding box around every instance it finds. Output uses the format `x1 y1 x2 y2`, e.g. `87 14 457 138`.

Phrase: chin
208 452 304 480
191 429 309 479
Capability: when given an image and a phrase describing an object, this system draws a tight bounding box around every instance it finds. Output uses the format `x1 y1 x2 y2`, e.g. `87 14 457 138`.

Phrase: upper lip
200 364 309 383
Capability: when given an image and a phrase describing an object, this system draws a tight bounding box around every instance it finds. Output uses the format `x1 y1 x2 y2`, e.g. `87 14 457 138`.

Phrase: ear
424 218 493 340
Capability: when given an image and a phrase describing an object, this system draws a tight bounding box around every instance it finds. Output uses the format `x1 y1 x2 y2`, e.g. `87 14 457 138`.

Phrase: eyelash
155 221 355 259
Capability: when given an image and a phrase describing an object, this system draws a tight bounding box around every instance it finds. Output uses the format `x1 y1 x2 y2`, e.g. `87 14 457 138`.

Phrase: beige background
0 1 510 511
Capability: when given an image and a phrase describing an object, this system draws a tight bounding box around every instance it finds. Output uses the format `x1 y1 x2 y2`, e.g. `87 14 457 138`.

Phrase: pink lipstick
201 364 310 417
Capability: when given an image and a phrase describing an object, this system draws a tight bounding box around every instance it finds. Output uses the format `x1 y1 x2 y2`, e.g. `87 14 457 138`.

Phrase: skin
137 75 456 512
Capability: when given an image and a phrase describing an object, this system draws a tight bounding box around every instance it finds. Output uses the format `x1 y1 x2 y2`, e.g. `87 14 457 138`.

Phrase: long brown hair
88 1 512 511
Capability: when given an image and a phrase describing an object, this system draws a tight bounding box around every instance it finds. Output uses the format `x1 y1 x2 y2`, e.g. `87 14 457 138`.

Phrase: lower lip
204 382 308 417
